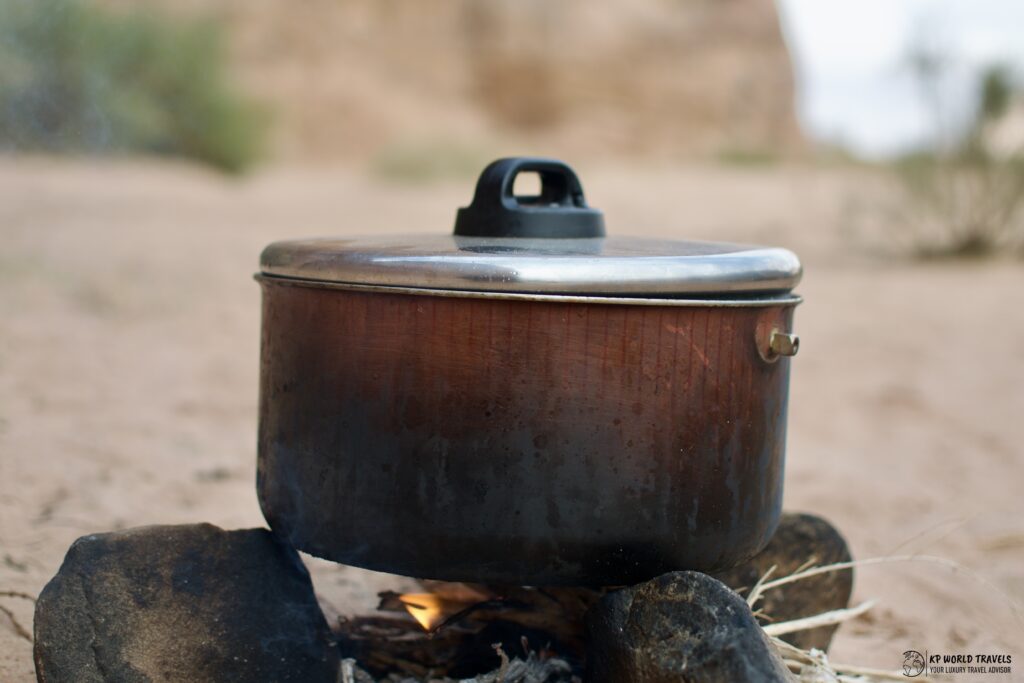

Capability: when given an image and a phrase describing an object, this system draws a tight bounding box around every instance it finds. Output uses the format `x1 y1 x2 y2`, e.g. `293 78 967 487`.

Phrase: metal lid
260 158 801 299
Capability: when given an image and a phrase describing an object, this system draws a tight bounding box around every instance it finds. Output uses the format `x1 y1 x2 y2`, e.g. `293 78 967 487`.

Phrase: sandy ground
1 157 1022 681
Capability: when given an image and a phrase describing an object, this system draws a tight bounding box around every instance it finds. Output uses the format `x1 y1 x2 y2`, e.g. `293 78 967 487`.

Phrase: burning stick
393 592 496 632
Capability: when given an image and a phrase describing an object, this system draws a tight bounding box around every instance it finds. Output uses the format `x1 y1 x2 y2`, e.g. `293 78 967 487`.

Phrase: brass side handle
769 329 800 357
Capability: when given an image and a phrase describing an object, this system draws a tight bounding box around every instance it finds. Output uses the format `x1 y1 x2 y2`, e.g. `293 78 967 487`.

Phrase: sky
777 0 1024 158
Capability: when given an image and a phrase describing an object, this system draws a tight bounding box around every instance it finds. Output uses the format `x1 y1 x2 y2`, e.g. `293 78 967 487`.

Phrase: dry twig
744 563 776 608
763 601 876 637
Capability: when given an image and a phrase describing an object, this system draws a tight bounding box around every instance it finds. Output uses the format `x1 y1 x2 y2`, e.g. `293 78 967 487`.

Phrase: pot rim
255 274 802 308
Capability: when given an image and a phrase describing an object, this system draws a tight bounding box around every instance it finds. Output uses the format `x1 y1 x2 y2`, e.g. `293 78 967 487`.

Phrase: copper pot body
257 278 796 585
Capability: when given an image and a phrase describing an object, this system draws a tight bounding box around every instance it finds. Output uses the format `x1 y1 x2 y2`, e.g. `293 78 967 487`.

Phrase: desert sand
1 158 1022 681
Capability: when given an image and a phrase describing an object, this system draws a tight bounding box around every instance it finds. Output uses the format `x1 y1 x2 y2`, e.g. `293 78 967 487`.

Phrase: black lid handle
454 157 605 238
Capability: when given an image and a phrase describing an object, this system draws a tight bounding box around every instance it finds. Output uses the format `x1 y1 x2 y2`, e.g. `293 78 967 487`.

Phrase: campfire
338 581 598 679
319 512 859 682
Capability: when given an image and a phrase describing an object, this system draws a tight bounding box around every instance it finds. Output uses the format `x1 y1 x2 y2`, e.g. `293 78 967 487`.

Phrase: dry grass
753 555 1024 682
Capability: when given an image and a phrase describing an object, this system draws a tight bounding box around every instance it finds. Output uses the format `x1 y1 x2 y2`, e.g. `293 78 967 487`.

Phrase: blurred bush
0 0 267 173
716 146 779 168
893 152 1024 259
891 63 1024 258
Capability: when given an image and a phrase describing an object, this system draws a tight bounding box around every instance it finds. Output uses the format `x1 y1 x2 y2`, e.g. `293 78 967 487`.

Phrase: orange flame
398 593 449 631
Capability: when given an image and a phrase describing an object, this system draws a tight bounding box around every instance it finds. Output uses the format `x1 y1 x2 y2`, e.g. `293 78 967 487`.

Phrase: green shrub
887 65 1024 258
0 0 267 173
891 152 1024 258
716 146 778 167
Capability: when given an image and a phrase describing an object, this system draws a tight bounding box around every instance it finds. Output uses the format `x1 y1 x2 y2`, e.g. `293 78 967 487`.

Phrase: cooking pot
256 158 801 586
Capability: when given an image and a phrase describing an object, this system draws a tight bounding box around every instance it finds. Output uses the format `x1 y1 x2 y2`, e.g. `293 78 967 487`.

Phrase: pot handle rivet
769 330 800 357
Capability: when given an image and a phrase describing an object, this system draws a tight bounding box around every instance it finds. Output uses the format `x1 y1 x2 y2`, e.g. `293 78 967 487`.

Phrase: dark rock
713 512 853 652
34 524 339 682
585 571 791 683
